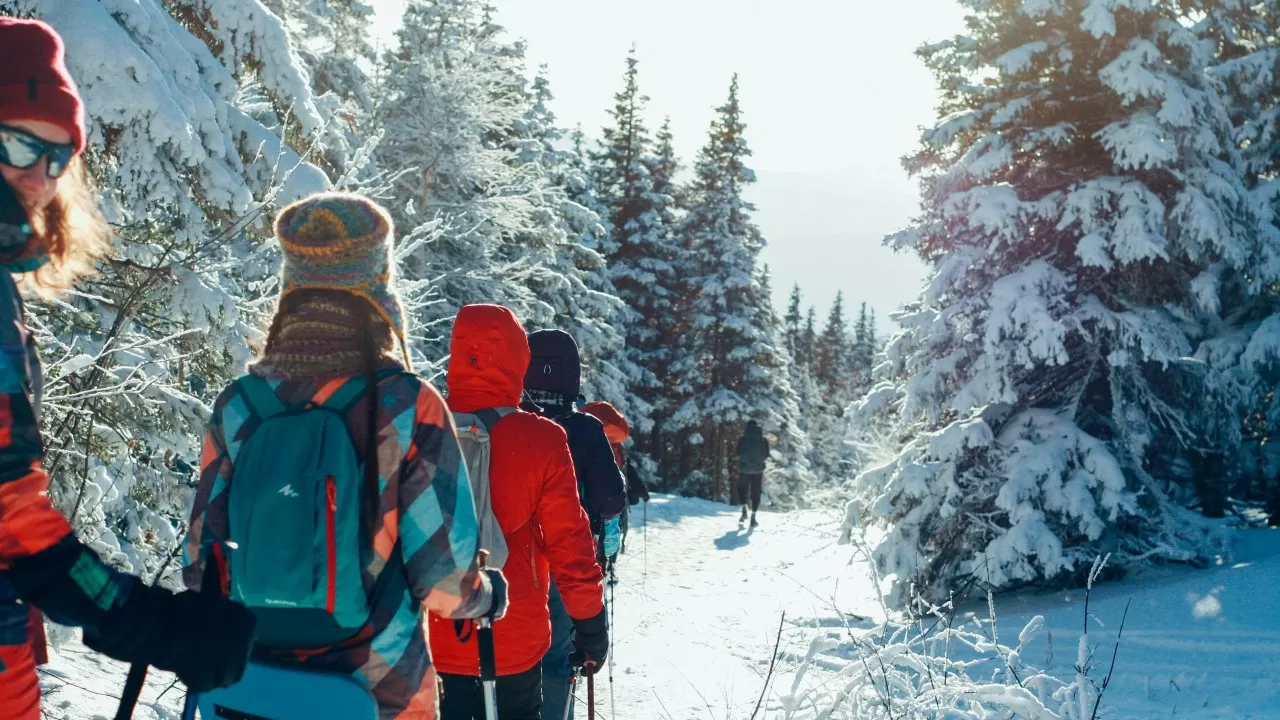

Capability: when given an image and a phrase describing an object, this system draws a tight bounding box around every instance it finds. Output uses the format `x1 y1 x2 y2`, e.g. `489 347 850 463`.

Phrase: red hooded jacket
428 305 604 677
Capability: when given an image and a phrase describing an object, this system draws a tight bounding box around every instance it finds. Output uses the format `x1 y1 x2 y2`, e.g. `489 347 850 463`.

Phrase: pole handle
475 548 498 682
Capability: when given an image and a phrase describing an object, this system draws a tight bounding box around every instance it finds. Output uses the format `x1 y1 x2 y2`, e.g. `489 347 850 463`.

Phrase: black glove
626 466 649 506
482 567 508 620
569 607 608 675
83 581 257 693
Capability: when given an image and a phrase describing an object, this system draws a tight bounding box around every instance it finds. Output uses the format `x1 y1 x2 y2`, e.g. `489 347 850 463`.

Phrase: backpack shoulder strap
324 369 413 411
234 375 287 420
324 376 369 412
471 406 516 432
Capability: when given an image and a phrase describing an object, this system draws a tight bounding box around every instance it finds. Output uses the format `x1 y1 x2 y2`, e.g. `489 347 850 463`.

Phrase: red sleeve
534 424 604 621
0 392 72 568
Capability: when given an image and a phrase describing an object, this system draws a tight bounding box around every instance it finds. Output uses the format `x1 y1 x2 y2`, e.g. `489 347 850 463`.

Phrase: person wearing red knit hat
0 17 257 719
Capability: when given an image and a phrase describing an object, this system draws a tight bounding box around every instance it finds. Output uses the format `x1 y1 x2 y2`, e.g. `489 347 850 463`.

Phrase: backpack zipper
326 475 337 614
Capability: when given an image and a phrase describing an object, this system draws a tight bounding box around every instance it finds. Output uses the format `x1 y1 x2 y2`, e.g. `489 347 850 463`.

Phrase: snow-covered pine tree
646 116 692 484
845 0 1278 603
670 75 797 501
784 284 805 357
851 301 877 384
2 0 328 582
814 292 849 389
753 266 814 506
589 49 684 482
508 69 650 430
800 307 818 370
1202 2 1280 524
264 0 374 109
762 265 814 504
806 292 862 483
375 0 536 366
781 286 826 483
263 0 377 178
651 117 686 215
377 0 643 413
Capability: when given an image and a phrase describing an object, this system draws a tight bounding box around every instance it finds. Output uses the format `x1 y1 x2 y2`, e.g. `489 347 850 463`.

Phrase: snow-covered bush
778 618 1070 719
776 558 1127 720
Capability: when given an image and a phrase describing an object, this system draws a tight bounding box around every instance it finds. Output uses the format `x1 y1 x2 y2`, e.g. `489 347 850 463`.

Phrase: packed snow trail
603 495 880 719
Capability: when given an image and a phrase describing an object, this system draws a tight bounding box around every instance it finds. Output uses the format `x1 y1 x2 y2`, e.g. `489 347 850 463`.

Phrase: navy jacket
556 410 626 522
522 329 625 525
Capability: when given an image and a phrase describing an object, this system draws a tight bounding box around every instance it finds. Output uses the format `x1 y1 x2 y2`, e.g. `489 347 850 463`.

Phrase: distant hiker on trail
738 420 770 528
429 304 606 720
0 18 257 718
581 401 650 556
522 329 625 720
184 193 505 719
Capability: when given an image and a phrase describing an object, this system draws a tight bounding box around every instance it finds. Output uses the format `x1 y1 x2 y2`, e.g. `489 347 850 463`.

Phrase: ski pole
115 659 148 720
585 663 596 720
562 671 577 720
113 532 192 720
607 570 616 719
642 499 648 586
477 550 500 720
180 689 197 720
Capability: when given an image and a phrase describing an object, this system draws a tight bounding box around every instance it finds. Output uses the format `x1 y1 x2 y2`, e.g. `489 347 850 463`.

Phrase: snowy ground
605 496 880 719
37 494 1280 719
989 527 1280 719
39 634 185 719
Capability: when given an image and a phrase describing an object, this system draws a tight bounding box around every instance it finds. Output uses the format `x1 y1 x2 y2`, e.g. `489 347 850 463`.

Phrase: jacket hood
524 329 581 397
745 420 763 437
446 304 529 412
582 401 629 445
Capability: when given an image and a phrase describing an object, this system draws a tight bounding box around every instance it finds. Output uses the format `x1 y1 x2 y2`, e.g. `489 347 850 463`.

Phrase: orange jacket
428 305 604 676
581 401 628 469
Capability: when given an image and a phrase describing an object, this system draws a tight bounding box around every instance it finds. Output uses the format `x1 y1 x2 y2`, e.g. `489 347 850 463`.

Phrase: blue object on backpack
194 660 377 720
602 516 621 559
226 374 378 649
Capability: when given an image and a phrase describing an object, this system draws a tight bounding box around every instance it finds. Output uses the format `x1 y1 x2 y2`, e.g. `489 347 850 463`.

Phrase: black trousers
738 472 763 513
439 664 542 720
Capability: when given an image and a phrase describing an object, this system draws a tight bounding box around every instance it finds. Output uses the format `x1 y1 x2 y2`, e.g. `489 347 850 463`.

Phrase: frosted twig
749 612 786 720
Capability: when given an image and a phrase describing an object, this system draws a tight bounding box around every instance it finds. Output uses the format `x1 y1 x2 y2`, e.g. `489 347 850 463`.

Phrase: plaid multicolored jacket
0 262 152 720
0 268 69 567
184 370 490 719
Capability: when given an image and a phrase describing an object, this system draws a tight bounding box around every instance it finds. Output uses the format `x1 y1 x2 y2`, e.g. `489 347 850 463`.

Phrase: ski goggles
0 124 75 179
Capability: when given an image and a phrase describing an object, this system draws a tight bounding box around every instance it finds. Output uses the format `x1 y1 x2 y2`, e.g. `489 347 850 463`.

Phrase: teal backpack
225 372 392 649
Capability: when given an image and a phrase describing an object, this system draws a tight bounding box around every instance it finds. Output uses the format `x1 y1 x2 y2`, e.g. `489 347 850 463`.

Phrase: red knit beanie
0 17 86 154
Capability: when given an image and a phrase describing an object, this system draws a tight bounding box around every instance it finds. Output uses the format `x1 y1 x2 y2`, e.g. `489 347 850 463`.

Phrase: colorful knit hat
275 192 409 364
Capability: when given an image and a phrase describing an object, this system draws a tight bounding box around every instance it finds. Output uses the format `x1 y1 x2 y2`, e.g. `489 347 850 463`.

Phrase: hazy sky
369 0 967 325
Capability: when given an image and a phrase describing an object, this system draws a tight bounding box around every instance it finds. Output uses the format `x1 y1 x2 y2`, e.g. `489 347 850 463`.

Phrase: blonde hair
21 157 111 293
